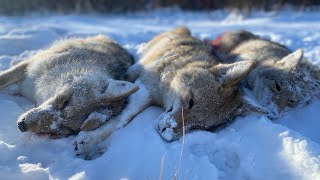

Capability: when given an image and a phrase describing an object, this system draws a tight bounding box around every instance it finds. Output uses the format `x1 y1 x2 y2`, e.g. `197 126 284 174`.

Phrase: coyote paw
74 131 100 159
157 113 179 141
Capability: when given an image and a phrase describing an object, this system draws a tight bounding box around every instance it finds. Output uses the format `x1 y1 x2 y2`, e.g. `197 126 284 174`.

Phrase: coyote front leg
74 83 153 156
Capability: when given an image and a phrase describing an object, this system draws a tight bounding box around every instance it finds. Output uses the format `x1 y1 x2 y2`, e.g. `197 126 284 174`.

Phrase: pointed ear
103 80 139 100
236 95 269 116
210 61 255 85
277 49 303 70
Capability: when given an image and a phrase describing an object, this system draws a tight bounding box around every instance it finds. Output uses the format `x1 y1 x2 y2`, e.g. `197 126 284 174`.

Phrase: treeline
0 0 319 15
153 0 320 11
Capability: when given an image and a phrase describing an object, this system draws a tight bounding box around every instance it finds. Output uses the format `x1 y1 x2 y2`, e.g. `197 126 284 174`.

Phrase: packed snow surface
1 9 320 179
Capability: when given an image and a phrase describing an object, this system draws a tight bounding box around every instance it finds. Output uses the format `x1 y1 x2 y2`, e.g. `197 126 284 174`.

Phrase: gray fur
216 30 320 117
73 28 265 157
0 35 138 136
128 27 259 141
212 30 259 58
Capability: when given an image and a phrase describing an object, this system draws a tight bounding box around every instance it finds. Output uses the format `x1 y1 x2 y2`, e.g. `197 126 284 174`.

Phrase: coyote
211 30 320 117
0 35 138 137
127 27 266 141
73 27 267 157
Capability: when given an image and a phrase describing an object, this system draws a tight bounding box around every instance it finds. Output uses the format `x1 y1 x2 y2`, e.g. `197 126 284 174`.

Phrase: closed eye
288 98 298 107
270 80 282 93
60 99 70 110
188 99 194 109
275 82 281 92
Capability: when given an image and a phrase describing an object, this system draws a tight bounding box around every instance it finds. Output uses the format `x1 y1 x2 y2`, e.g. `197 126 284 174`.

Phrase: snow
0 9 320 179
157 112 178 141
86 112 108 123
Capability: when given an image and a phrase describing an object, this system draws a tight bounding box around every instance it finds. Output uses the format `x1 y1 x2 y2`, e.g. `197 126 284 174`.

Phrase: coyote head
247 49 320 118
157 60 264 141
17 77 138 137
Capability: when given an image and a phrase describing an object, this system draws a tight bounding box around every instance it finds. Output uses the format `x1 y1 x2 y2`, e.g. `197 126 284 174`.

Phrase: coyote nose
18 120 27 132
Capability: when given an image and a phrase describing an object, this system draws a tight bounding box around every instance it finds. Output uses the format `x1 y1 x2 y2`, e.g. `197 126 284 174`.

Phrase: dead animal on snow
210 30 320 118
0 35 138 137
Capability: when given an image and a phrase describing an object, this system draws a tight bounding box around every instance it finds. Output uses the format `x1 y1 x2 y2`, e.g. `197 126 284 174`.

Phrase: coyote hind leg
0 61 29 90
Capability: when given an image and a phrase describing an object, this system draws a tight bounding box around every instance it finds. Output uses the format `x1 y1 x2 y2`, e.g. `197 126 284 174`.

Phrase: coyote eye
188 99 194 109
271 80 282 93
275 83 281 92
60 99 70 110
288 98 298 107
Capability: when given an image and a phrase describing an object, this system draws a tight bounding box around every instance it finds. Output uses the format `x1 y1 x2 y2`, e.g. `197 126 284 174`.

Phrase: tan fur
216 31 320 117
0 61 29 90
0 35 138 136
128 27 258 141
73 28 263 157
213 30 258 58
299 58 320 80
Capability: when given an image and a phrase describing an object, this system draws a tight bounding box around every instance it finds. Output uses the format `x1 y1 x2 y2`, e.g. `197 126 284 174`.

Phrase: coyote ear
211 61 255 85
102 80 139 100
277 49 303 70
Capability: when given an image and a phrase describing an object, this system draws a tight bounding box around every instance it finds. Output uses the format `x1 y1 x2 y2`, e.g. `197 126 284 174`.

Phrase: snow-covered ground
1 9 320 179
